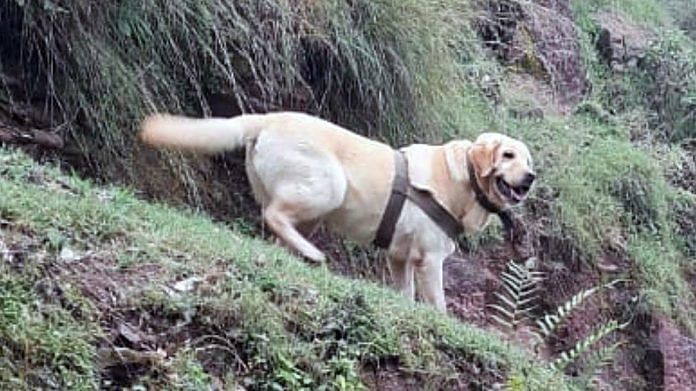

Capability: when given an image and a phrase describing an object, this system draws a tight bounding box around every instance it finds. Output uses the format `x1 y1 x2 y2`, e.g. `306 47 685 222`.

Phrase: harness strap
374 150 463 248
467 158 502 215
373 151 409 248
373 149 518 250
406 186 463 241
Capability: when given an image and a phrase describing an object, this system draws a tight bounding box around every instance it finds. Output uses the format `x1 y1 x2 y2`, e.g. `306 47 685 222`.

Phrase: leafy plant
488 260 543 331
550 320 623 371
536 279 624 339
490 261 627 384
579 341 623 389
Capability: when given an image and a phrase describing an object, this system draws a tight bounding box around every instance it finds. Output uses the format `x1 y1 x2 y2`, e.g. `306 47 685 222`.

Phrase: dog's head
468 132 535 207
446 133 535 209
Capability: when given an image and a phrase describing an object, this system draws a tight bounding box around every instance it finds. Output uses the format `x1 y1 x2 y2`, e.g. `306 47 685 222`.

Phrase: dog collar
466 156 515 235
467 157 503 214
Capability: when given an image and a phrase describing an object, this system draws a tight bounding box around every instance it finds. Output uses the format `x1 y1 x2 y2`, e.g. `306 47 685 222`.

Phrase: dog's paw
305 251 326 264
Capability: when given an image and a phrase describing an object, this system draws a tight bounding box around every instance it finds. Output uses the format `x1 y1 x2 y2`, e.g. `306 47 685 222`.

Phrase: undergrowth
501 114 696 333
572 0 695 142
0 0 495 183
490 260 627 388
564 0 696 332
0 149 573 389
0 259 99 389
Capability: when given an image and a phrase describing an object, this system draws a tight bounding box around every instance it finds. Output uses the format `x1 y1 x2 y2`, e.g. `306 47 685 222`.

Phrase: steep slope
0 149 572 389
0 0 694 389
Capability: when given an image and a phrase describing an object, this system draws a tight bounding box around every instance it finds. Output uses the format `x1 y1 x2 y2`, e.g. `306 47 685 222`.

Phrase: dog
140 111 535 312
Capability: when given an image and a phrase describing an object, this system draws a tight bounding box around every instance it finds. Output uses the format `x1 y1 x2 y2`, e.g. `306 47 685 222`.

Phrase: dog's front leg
388 256 415 302
414 255 447 312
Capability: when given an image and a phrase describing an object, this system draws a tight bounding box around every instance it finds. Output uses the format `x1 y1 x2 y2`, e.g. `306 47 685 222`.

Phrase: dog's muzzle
496 172 535 204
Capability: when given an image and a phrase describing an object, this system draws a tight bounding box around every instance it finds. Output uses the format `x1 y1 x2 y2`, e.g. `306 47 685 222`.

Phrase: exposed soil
439 231 676 391
360 361 423 391
658 316 696 391
476 0 588 113
593 11 656 72
361 356 503 391
667 140 696 257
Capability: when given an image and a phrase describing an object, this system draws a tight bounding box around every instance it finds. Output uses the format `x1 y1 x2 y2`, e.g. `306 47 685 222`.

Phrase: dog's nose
523 172 536 186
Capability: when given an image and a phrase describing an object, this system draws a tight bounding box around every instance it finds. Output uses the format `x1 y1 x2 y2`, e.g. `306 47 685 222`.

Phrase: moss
0 267 99 389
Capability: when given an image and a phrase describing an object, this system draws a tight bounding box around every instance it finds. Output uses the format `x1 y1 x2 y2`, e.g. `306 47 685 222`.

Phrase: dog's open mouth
496 177 530 204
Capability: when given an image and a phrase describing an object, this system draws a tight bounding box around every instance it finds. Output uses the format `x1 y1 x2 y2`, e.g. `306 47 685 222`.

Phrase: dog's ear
469 139 501 178
444 141 471 182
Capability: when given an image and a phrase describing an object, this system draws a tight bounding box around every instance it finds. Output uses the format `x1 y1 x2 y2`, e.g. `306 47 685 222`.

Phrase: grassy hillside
0 149 572 389
0 0 694 389
0 0 494 181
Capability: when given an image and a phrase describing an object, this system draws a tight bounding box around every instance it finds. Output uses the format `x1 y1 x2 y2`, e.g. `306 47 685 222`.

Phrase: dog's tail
139 113 267 154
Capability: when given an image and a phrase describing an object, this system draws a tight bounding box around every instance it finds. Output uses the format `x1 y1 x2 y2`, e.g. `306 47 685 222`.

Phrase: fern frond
583 341 622 388
487 260 543 331
516 296 538 307
500 274 523 291
494 292 518 309
489 304 517 320
550 320 622 371
491 314 514 329
535 280 623 338
501 283 519 299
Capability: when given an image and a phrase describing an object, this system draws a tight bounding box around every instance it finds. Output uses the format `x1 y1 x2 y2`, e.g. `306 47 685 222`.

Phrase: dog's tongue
510 188 523 203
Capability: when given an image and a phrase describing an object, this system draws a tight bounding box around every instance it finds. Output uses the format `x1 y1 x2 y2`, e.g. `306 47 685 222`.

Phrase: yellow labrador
140 112 535 312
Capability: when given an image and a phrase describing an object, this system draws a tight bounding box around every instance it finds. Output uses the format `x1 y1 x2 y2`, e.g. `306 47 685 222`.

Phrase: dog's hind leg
296 219 321 237
273 219 320 246
250 132 346 263
264 201 326 263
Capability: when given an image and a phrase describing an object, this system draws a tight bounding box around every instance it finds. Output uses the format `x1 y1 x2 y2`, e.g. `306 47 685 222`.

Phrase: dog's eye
503 151 515 159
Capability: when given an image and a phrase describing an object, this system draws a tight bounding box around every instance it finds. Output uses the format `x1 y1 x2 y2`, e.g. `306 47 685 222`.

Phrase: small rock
173 276 204 292
524 257 538 270
657 316 696 390
117 322 143 345
97 347 166 368
59 247 80 262
597 261 620 273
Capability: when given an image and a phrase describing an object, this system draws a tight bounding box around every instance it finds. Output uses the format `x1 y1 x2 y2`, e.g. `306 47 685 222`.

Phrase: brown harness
373 150 462 248
373 150 514 249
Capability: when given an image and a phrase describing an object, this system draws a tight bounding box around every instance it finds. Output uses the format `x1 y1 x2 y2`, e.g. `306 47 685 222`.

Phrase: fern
536 280 624 339
488 261 543 331
550 320 623 371
488 263 627 380
536 286 598 338
583 341 623 388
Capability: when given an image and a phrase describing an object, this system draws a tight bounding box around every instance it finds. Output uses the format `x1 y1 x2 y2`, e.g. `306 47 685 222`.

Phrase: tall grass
0 0 496 193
